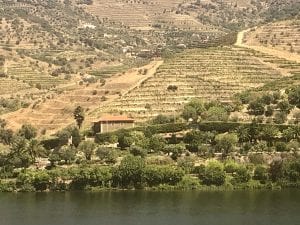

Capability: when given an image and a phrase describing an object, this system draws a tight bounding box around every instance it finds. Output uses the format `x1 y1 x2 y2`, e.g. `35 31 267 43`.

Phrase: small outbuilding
93 115 135 133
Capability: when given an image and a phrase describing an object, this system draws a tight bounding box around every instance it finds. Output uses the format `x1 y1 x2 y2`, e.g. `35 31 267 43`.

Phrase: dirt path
235 29 300 63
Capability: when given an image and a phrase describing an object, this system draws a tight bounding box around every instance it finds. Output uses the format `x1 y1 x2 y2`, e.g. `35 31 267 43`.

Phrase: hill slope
90 46 300 121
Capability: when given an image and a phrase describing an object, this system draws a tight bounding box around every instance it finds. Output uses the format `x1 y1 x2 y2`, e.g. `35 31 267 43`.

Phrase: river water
0 190 299 225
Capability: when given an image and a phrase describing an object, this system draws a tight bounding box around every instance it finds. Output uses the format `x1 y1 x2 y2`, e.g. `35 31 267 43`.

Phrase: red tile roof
97 115 134 122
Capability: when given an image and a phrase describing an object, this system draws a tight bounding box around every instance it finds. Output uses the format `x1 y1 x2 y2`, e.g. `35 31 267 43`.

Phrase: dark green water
0 190 300 225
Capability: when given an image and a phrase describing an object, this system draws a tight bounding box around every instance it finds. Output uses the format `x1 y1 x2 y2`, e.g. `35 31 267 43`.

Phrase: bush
275 142 287 152
148 135 166 152
129 146 147 158
143 165 184 187
163 144 185 160
224 160 239 173
232 166 251 184
201 160 226 186
249 153 266 165
70 166 113 190
282 159 300 182
253 165 269 183
269 159 283 182
96 147 118 164
112 155 145 188
33 171 51 191
274 112 287 124
177 156 195 173
177 175 200 190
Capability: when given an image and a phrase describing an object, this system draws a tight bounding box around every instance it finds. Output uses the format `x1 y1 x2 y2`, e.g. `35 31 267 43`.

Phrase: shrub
224 160 239 173
253 165 268 183
201 160 226 186
248 153 266 165
112 155 145 188
177 156 195 173
232 166 251 184
129 146 147 158
33 171 51 191
96 147 118 164
143 165 184 187
275 142 287 152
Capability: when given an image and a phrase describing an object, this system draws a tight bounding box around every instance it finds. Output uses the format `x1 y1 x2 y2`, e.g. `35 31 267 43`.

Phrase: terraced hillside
244 20 300 55
83 0 300 32
93 46 300 121
1 60 162 134
0 78 31 95
178 0 300 32
82 0 203 30
80 0 231 50
0 0 163 115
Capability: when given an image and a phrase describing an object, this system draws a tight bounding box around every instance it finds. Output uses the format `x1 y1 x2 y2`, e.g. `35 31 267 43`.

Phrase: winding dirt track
235 29 300 63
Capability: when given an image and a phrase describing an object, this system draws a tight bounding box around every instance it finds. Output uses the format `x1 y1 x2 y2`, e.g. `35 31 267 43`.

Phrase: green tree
49 150 61 167
151 114 172 124
130 145 147 158
0 119 6 128
237 126 251 143
201 160 226 186
27 139 47 162
260 126 279 146
113 155 145 188
261 94 273 105
8 140 32 168
248 122 262 143
148 135 166 152
203 106 229 121
18 124 37 140
182 105 197 121
78 140 96 160
282 159 300 182
57 126 81 147
247 100 265 115
265 105 274 117
215 133 238 156
117 130 134 149
184 130 202 152
58 146 77 164
73 106 85 129
288 86 300 108
269 159 283 182
224 160 240 173
177 156 195 173
182 98 205 121
129 131 149 148
273 112 287 124
0 128 13 145
232 165 251 183
33 171 50 191
275 142 287 152
277 100 292 113
163 144 185 160
253 165 268 183
143 165 184 186
96 147 118 164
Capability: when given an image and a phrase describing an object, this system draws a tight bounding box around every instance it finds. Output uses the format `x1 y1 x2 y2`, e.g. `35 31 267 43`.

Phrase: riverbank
1 175 299 193
1 155 300 192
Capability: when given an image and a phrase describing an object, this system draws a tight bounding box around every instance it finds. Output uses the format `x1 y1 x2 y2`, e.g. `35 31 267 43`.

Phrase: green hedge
198 121 298 133
95 123 188 144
